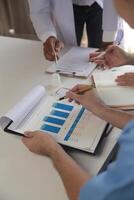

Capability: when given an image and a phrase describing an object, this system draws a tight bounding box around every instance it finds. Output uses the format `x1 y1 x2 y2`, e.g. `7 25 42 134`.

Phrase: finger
49 38 58 57
92 59 105 65
106 45 117 53
68 98 73 102
45 52 56 61
116 81 127 86
55 41 64 52
71 84 84 92
90 52 101 59
66 91 80 102
44 43 55 57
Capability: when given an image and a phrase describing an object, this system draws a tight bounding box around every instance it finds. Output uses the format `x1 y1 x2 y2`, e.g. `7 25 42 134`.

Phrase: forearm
28 0 56 42
51 146 90 200
93 105 134 129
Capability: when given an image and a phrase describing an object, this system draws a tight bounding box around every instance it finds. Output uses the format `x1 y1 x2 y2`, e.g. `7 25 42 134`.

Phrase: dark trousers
73 2 103 48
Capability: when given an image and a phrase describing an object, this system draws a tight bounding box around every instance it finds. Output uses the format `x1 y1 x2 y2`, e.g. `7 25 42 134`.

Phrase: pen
59 84 94 101
52 45 58 65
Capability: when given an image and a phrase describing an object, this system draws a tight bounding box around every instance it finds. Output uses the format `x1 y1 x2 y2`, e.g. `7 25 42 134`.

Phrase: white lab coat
28 0 118 45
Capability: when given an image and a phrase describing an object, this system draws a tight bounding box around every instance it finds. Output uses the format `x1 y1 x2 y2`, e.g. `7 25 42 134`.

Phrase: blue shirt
79 120 134 200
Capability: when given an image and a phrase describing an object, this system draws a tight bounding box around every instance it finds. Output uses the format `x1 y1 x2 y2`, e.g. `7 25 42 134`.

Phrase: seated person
90 37 134 88
22 1 134 200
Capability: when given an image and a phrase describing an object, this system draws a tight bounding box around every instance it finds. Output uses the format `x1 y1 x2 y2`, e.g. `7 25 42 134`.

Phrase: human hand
43 36 64 61
22 131 60 157
66 84 105 114
115 73 134 87
90 45 130 68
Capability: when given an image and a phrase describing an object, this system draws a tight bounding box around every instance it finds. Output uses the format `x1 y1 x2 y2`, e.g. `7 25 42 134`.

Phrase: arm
22 132 90 200
66 85 134 129
52 144 90 200
28 0 64 61
92 104 134 129
28 0 56 42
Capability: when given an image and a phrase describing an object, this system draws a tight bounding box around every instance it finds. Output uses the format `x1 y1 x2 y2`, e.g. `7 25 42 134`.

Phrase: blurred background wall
0 0 37 40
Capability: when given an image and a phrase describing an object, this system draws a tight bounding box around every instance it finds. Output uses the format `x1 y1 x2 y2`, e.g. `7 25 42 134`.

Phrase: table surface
0 36 121 200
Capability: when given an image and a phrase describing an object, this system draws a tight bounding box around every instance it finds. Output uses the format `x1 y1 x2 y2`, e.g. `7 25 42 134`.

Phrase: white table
0 37 121 200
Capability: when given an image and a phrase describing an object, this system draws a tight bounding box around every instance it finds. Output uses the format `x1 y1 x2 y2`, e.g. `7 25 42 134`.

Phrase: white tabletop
0 37 121 200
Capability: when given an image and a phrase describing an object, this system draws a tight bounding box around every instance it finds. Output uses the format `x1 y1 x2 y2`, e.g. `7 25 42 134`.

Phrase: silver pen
52 45 58 66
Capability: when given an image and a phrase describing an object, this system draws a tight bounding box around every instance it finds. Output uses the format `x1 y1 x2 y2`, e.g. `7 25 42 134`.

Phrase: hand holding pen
59 84 94 101
65 84 105 115
43 36 64 62
90 30 124 68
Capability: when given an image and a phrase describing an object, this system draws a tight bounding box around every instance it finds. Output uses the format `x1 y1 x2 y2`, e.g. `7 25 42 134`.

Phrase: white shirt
28 0 118 44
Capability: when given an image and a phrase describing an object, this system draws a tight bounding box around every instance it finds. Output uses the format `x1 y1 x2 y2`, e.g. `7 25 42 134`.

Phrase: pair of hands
43 36 112 62
90 45 134 87
22 85 105 156
90 45 129 68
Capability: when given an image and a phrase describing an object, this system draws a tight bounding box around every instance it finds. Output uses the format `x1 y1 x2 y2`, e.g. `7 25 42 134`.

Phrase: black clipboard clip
56 70 76 77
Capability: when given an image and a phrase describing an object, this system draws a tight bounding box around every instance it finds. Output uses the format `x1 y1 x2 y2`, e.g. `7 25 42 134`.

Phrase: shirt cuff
40 31 57 43
103 31 116 42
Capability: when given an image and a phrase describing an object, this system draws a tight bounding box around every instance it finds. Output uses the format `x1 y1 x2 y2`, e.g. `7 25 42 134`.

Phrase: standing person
28 0 119 61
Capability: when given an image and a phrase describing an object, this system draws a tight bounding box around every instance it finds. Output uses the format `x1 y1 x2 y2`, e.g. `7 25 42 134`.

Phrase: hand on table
90 45 130 68
116 73 134 87
43 36 64 61
22 131 60 157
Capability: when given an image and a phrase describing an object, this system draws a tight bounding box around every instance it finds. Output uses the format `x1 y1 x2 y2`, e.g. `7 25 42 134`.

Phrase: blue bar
43 116 65 126
64 107 85 141
52 103 73 111
40 124 60 134
51 110 69 119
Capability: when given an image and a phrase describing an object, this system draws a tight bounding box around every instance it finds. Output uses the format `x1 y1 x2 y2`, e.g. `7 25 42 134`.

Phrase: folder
0 85 109 154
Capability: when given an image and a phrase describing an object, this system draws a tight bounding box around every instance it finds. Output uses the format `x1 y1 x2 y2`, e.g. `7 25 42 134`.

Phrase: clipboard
46 46 97 78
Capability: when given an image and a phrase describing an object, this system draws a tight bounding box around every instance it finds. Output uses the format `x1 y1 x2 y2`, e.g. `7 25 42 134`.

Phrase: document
0 85 107 154
46 46 97 78
93 65 134 109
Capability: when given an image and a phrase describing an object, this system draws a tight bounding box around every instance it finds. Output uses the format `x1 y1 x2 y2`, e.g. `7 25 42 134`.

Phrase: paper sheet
0 85 45 130
46 47 97 77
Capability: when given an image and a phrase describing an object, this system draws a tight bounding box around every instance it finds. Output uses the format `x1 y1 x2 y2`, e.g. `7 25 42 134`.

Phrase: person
22 1 134 200
28 0 119 61
90 30 134 86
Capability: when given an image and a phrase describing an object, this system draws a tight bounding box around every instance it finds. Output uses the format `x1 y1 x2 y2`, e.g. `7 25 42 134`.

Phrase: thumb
55 41 64 52
66 91 80 102
24 131 34 138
